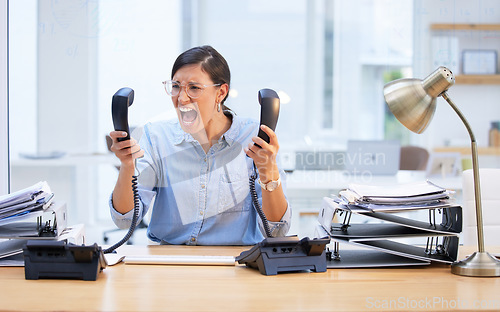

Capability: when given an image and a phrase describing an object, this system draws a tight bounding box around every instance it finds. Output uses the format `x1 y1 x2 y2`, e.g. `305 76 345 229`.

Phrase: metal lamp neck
440 92 483 253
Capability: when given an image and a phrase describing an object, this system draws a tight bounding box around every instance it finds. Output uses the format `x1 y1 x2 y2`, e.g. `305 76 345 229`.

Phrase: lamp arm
441 92 485 252
441 92 476 143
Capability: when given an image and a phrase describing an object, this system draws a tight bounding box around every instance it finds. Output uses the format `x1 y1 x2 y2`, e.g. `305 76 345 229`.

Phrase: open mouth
179 106 198 125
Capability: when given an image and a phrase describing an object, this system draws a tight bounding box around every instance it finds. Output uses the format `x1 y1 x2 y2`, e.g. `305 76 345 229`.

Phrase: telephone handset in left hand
112 87 135 142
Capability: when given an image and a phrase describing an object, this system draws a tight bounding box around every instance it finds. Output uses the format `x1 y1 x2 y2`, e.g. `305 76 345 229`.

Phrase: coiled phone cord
103 161 141 254
249 163 272 238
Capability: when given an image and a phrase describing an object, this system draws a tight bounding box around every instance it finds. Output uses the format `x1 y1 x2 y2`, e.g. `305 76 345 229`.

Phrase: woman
109 45 290 245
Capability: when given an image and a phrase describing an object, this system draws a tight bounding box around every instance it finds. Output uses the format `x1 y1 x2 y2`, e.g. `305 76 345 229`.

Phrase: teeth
179 106 193 112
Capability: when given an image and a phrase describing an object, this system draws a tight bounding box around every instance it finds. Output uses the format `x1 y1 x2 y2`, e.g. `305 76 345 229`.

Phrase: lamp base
451 251 500 277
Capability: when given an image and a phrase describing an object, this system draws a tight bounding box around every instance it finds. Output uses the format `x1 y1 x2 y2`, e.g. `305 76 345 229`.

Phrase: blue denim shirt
110 114 291 245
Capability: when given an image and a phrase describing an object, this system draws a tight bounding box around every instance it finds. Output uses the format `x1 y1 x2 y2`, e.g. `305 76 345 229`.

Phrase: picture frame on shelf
462 50 497 75
425 152 462 178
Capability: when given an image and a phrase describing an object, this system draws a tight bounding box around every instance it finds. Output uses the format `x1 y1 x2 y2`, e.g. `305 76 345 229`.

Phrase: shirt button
191 237 196 242
199 211 204 215
201 184 205 189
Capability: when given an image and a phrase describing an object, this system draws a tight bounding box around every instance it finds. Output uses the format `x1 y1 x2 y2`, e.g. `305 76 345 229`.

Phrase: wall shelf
430 24 500 84
434 146 500 156
431 24 500 31
455 74 500 84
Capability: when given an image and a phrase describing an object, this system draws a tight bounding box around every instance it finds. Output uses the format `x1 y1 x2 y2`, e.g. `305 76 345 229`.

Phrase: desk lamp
383 66 500 277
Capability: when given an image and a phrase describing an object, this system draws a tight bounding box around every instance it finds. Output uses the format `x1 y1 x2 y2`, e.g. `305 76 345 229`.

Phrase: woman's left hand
245 125 280 182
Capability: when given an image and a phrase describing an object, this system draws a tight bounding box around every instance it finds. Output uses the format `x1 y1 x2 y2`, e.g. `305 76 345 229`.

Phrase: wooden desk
1 245 500 311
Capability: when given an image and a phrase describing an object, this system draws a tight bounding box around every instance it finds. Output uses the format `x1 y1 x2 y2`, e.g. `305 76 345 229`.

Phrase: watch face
266 181 279 192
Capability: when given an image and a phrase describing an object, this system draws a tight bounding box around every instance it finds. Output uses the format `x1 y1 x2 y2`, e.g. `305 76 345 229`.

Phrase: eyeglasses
162 80 221 98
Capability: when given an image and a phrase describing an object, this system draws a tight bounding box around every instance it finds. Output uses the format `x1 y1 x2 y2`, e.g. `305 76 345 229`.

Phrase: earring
217 102 221 112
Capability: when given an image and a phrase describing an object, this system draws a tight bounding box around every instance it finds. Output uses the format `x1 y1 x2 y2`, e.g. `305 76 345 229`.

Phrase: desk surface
1 245 500 311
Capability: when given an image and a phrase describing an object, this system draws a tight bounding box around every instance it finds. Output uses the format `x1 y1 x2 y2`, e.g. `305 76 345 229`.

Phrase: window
8 0 182 237
184 0 413 148
7 0 414 241
0 0 7 194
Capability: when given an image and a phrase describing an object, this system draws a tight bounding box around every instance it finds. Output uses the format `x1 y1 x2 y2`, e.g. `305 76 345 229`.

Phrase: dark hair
171 45 231 111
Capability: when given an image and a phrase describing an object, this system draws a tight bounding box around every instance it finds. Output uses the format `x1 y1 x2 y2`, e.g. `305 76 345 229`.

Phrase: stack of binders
0 182 84 266
316 181 462 268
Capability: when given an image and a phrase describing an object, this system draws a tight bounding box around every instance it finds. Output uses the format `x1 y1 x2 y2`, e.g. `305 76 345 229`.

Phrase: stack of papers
0 181 54 225
0 182 55 266
338 180 454 212
317 180 462 268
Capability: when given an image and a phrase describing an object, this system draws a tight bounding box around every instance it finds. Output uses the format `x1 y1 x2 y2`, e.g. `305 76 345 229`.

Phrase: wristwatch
257 176 281 192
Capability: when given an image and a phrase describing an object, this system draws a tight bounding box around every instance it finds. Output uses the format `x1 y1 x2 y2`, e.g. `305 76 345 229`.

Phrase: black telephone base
236 236 330 275
23 240 107 281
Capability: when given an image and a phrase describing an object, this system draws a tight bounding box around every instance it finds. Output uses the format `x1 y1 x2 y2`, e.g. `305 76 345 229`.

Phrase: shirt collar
171 121 188 145
221 112 239 147
172 111 240 147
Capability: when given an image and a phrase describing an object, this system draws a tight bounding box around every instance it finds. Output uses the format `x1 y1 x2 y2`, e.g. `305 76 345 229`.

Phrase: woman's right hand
109 131 145 168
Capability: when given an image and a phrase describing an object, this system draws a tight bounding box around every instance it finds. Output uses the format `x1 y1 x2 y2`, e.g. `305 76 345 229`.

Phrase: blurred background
4 0 500 244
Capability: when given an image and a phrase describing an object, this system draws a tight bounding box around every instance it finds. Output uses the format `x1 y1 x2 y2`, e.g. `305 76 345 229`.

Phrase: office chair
103 133 149 245
399 145 429 170
461 168 500 247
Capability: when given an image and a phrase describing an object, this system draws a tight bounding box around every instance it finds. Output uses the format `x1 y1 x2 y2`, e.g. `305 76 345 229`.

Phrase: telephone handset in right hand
250 89 280 238
105 87 138 254
112 87 135 142
257 88 280 145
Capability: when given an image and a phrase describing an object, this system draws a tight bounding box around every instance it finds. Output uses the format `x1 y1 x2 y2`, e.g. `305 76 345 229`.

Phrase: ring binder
317 181 462 268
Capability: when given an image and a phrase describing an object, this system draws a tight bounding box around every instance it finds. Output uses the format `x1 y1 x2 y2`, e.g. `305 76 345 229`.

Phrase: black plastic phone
19 88 137 278
235 236 330 275
112 87 135 141
256 88 280 145
104 87 140 254
23 240 107 281
249 88 281 238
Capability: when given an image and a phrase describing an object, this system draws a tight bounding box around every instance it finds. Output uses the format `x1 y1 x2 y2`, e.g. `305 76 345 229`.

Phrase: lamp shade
383 67 455 134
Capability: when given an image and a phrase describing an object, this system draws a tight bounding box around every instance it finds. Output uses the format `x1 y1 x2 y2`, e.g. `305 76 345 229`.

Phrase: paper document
0 182 54 222
348 180 446 199
0 181 52 209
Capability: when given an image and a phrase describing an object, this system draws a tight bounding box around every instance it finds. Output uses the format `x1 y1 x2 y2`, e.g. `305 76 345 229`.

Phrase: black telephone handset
256 88 280 145
112 87 135 142
250 89 280 238
104 87 140 254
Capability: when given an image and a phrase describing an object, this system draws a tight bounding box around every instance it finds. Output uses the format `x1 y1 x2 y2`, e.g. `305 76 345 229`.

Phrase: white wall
192 0 309 147
36 1 98 153
413 0 500 150
96 0 181 147
0 0 8 195
9 0 37 160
